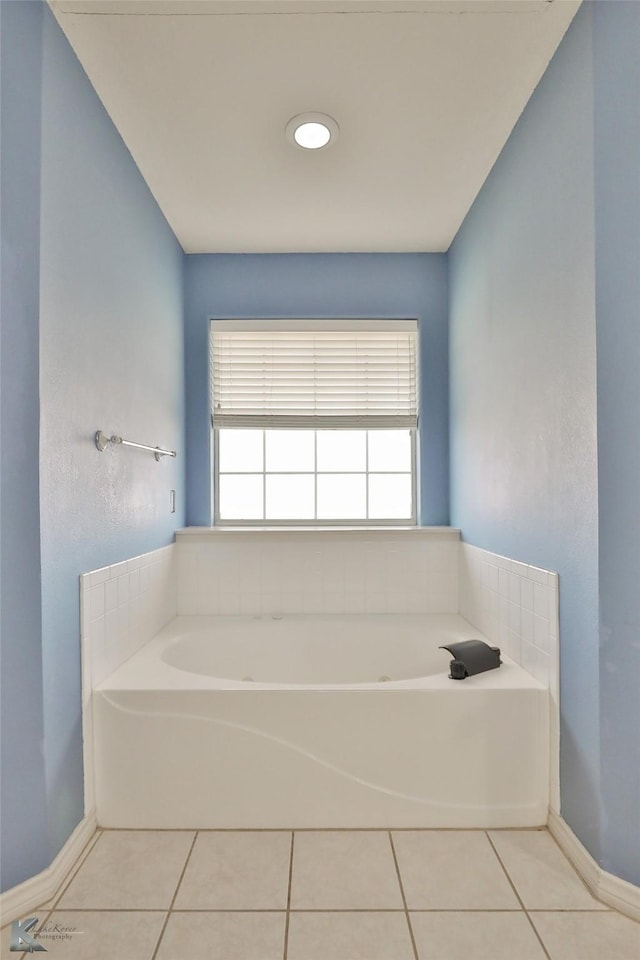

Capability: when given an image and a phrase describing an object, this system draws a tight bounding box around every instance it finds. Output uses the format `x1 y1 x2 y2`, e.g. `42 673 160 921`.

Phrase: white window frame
213 427 418 526
211 319 419 527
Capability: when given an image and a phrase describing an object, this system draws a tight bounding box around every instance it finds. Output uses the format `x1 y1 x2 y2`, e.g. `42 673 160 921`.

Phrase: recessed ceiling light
286 113 339 151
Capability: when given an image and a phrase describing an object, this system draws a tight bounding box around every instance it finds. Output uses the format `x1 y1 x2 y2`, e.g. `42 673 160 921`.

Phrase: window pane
219 429 263 472
368 474 412 519
317 430 366 471
266 475 315 519
265 430 315 471
317 475 366 520
219 474 263 520
368 429 412 471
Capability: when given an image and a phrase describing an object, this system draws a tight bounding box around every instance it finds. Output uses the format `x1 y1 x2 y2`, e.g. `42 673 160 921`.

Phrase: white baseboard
0 811 97 926
548 810 640 922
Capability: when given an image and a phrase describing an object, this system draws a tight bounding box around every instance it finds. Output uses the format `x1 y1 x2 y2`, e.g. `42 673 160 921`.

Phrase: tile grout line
30 905 618 914
150 830 199 960
283 831 295 960
484 830 553 960
388 831 420 960
95 825 548 833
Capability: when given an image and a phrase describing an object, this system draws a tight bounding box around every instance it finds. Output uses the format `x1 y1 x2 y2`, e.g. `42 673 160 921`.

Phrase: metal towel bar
95 430 176 461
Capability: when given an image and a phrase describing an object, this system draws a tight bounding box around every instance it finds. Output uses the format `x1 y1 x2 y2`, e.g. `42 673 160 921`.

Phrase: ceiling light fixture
286 112 339 151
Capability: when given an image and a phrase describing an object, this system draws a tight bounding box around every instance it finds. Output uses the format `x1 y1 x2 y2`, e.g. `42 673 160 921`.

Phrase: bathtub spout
439 639 502 680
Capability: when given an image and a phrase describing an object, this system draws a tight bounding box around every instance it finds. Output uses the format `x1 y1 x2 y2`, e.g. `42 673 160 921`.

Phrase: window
211 320 418 525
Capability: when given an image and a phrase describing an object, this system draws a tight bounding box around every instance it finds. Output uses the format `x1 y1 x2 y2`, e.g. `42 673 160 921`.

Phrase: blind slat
210 322 418 428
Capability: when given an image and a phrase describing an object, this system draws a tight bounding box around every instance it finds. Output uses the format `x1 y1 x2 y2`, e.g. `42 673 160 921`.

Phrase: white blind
210 320 418 429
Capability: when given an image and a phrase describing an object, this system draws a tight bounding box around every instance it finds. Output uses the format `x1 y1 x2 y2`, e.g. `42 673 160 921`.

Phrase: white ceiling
50 0 580 253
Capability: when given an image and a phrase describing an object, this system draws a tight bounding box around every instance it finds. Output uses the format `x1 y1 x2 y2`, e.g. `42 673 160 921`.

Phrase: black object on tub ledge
439 640 502 680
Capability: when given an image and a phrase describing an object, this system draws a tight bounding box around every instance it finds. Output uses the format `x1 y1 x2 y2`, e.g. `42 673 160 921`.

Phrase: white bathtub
93 614 549 828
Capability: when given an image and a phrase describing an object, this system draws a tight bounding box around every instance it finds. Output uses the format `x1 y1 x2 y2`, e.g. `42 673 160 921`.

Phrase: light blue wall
184 253 449 527
0 0 49 891
450 3 600 859
450 0 639 885
0 2 185 891
592 1 640 885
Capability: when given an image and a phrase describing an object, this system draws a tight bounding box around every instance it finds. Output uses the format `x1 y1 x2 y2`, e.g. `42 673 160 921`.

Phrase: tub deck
97 613 544 691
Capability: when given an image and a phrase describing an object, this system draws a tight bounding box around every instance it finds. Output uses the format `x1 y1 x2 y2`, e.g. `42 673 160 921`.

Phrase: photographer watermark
10 916 83 953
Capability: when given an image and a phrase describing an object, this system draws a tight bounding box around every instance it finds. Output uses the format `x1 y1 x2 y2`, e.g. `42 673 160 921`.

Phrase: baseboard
0 811 97 926
548 810 640 922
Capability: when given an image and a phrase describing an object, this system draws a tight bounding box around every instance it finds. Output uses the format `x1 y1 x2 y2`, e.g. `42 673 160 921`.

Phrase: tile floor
2 828 639 959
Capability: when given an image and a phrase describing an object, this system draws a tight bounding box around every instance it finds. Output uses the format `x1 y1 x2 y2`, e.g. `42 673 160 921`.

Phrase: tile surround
80 544 176 691
458 541 559 686
458 540 560 811
81 534 556 694
176 528 460 616
80 543 177 814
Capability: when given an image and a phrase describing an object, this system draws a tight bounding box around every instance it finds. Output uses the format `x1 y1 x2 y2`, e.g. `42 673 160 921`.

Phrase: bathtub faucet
439 639 502 680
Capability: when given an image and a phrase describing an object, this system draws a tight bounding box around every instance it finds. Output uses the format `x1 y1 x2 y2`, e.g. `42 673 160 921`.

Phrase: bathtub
92 613 549 828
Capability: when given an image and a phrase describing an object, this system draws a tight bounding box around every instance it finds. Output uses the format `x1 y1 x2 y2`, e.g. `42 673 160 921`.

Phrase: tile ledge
176 525 461 537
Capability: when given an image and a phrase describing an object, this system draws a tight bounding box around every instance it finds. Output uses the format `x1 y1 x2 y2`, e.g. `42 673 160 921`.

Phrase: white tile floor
2 828 639 960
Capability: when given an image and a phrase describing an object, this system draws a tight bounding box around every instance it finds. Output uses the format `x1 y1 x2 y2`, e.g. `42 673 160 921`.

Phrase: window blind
210 320 418 429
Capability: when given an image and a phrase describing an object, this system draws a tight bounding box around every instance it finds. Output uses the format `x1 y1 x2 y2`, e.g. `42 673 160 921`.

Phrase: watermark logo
10 918 47 953
10 917 83 952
